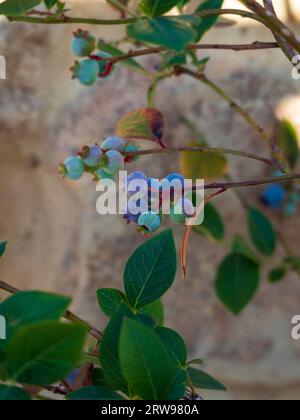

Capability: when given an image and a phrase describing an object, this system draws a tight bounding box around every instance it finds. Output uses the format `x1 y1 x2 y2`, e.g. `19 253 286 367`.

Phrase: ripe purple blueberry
101 136 125 152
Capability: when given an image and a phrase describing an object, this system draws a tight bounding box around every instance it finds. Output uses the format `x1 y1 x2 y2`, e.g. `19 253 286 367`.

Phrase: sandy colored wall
1 0 300 400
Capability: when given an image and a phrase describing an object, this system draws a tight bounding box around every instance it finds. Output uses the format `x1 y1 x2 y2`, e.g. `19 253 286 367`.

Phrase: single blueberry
101 136 125 152
138 211 161 233
80 144 103 167
71 30 96 57
62 156 84 180
261 185 286 210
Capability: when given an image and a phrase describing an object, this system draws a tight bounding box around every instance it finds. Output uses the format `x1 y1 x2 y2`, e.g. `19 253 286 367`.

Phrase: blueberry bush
0 0 300 400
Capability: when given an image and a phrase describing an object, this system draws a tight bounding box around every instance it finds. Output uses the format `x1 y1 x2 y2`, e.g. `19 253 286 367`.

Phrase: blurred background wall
1 0 300 399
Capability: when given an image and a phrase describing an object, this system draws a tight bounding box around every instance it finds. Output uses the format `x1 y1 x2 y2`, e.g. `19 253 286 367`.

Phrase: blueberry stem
174 66 289 173
124 146 275 168
7 8 266 26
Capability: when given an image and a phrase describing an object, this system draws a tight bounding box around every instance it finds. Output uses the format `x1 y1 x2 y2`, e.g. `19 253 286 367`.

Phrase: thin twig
6 9 266 26
124 146 275 168
174 66 289 172
0 280 103 340
105 42 279 65
202 174 300 191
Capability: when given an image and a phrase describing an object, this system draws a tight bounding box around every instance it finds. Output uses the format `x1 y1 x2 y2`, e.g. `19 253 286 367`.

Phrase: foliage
0 232 225 400
0 0 300 401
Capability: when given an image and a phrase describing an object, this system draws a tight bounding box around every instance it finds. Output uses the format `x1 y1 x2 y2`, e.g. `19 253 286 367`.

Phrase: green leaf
139 0 178 17
231 235 260 264
194 0 224 41
99 303 134 392
97 288 126 317
187 367 226 391
187 358 204 366
124 230 177 309
248 207 276 256
0 384 31 401
0 0 41 16
155 327 187 366
5 321 87 385
193 203 224 241
120 318 185 400
0 291 71 343
44 0 57 9
92 368 110 387
269 266 287 283
139 300 164 326
276 120 299 169
67 386 125 400
127 17 197 52
180 143 228 181
215 253 260 315
98 41 148 75
0 241 7 258
116 107 165 147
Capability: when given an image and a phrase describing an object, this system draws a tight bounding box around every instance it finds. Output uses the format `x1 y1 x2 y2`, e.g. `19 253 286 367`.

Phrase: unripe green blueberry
138 211 161 233
95 168 115 181
72 29 96 57
79 144 103 167
103 150 124 175
60 156 84 181
71 59 99 86
101 136 125 152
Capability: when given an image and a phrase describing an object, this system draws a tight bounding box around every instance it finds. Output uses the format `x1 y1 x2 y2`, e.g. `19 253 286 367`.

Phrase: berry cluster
59 136 139 181
261 171 300 216
124 172 195 236
70 30 114 86
60 140 196 237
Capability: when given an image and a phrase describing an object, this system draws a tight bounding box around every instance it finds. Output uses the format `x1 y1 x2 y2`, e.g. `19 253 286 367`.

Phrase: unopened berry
71 59 99 86
138 211 161 233
262 185 286 210
72 30 96 57
60 156 84 180
124 144 140 163
79 144 103 167
103 150 124 175
101 136 125 152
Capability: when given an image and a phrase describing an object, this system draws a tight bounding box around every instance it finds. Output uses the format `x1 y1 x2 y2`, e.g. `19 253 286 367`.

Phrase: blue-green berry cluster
60 137 140 181
125 172 195 236
70 29 114 86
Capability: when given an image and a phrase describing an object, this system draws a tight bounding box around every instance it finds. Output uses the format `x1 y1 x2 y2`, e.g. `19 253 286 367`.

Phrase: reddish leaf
116 108 166 148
